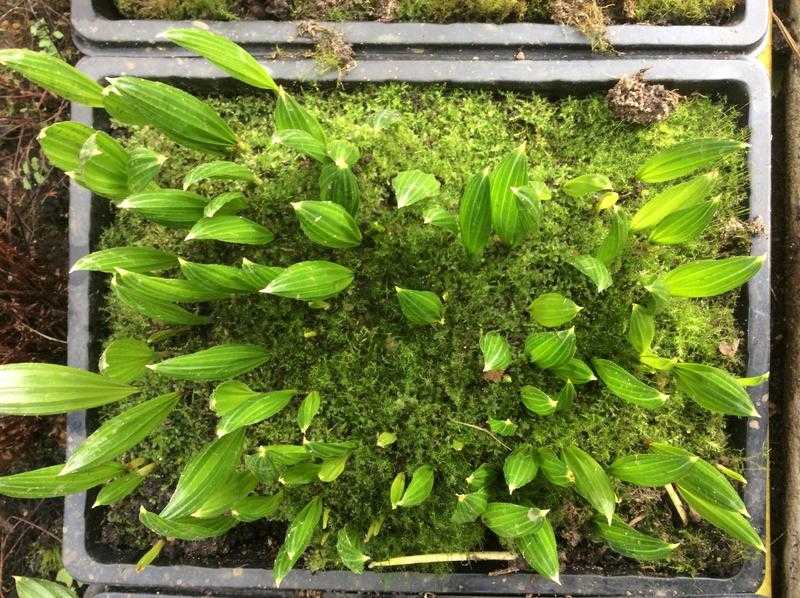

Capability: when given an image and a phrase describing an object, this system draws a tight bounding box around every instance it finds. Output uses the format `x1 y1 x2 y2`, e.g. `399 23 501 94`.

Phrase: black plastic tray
64 56 771 596
71 0 769 55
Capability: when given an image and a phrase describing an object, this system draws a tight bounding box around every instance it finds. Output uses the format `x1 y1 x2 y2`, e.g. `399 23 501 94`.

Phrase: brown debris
550 0 610 51
482 369 505 383
718 339 740 357
297 20 356 73
240 0 291 19
606 70 681 125
376 0 398 22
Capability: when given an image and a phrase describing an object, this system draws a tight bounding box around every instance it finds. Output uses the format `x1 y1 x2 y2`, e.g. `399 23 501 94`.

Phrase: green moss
113 0 739 25
98 84 751 576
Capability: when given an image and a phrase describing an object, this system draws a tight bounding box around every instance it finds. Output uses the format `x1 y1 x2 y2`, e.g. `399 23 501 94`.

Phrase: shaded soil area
0 0 74 595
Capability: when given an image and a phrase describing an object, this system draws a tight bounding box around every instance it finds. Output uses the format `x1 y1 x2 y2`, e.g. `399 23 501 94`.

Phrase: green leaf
210 381 259 415
555 381 576 412
596 191 620 211
104 76 237 154
318 454 350 482
114 268 227 303
393 169 440 208
654 255 764 299
320 163 359 216
205 190 248 217
148 344 269 381
596 207 629 266
262 261 354 301
275 88 326 143
636 139 746 183
111 276 209 326
397 465 434 508
490 144 528 245
627 304 655 355
631 172 717 230
595 516 678 561
608 452 696 486
395 287 443 325
93 468 150 507
292 200 362 248
186 215 273 245
164 28 277 91
62 392 179 475
0 49 103 106
13 576 77 598
592 358 668 410
503 444 538 494
390 472 406 509
280 463 321 487
529 293 582 327
640 352 678 371
117 190 207 228
240 258 283 290
521 385 558 416
524 328 576 369
98 338 155 384
305 441 357 460
258 444 312 467
160 429 245 519
562 174 612 198
0 462 125 498
451 487 489 524
563 446 615 524
127 147 165 193
179 259 253 294
466 463 497 490
0 363 138 416
38 121 94 172
273 496 323 587
70 246 178 274
337 527 370 573
140 507 237 540
135 539 165 571
216 390 295 436
551 358 596 385
677 486 764 552
738 372 770 387
648 199 718 245
376 432 397 448
673 362 758 417
76 132 130 200
482 502 548 538
459 168 492 258
183 160 257 189
537 448 574 487
423 204 459 234
517 517 560 584
373 109 401 130
480 331 512 373
568 255 612 292
298 391 321 434
232 492 284 522
327 140 360 168
192 470 257 518
274 128 329 162
488 418 517 436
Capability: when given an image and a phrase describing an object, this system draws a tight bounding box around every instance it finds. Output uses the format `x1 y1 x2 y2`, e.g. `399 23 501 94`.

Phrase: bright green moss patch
97 84 751 576
113 0 739 25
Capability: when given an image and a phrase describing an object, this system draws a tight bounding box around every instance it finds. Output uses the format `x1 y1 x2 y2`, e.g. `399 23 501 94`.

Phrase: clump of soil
297 20 356 72
606 70 681 125
240 0 291 18
550 0 610 50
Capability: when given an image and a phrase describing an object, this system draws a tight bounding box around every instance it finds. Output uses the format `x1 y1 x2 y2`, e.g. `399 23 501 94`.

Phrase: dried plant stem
448 418 512 450
369 551 518 568
664 483 688 526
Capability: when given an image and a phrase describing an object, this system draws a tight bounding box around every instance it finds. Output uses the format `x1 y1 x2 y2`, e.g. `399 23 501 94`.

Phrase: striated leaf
210 381 259 415
524 328 576 370
186 215 273 245
593 358 668 410
640 353 678 371
504 444 538 494
596 191 620 212
488 418 517 436
451 487 489 524
192 470 257 518
298 391 321 434
160 429 245 519
117 190 207 228
216 390 295 436
397 465 434 508
273 496 323 587
318 454 350 482
636 139 746 183
648 199 718 245
262 261 353 302
563 174 612 198
423 204 458 234
0 462 125 498
279 463 321 486
459 168 492 258
654 255 764 299
537 448 574 487
376 432 397 448
628 304 655 355
393 169 440 208
274 128 328 162
0 49 103 106
568 255 612 292
395 287 443 325
205 190 247 218
275 88 326 142
674 362 758 417
556 381 576 412
0 363 138 416
320 163 359 216
179 259 253 295
304 441 357 460
104 76 236 154
149 344 269 381
93 468 150 507
552 358 596 385
480 331 512 373
738 372 770 387
165 28 277 90
608 452 696 486
38 121 95 173
240 258 282 290
70 246 177 274
292 200 362 248
563 446 615 524
327 140 360 168
595 515 678 561
337 526 370 573
62 392 179 475
678 487 764 552
490 144 528 245
77 132 130 200
127 147 165 193
596 207 629 266
114 268 227 303
140 507 237 540
13 576 77 598
482 502 548 538
631 172 717 230
183 161 257 189
466 463 497 490
390 472 405 509
232 492 284 522
258 444 312 468
111 276 209 326
517 517 560 584
99 338 155 383
529 293 582 328
521 385 558 416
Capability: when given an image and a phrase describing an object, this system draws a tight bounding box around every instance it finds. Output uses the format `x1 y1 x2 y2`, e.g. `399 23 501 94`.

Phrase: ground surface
90 84 755 577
